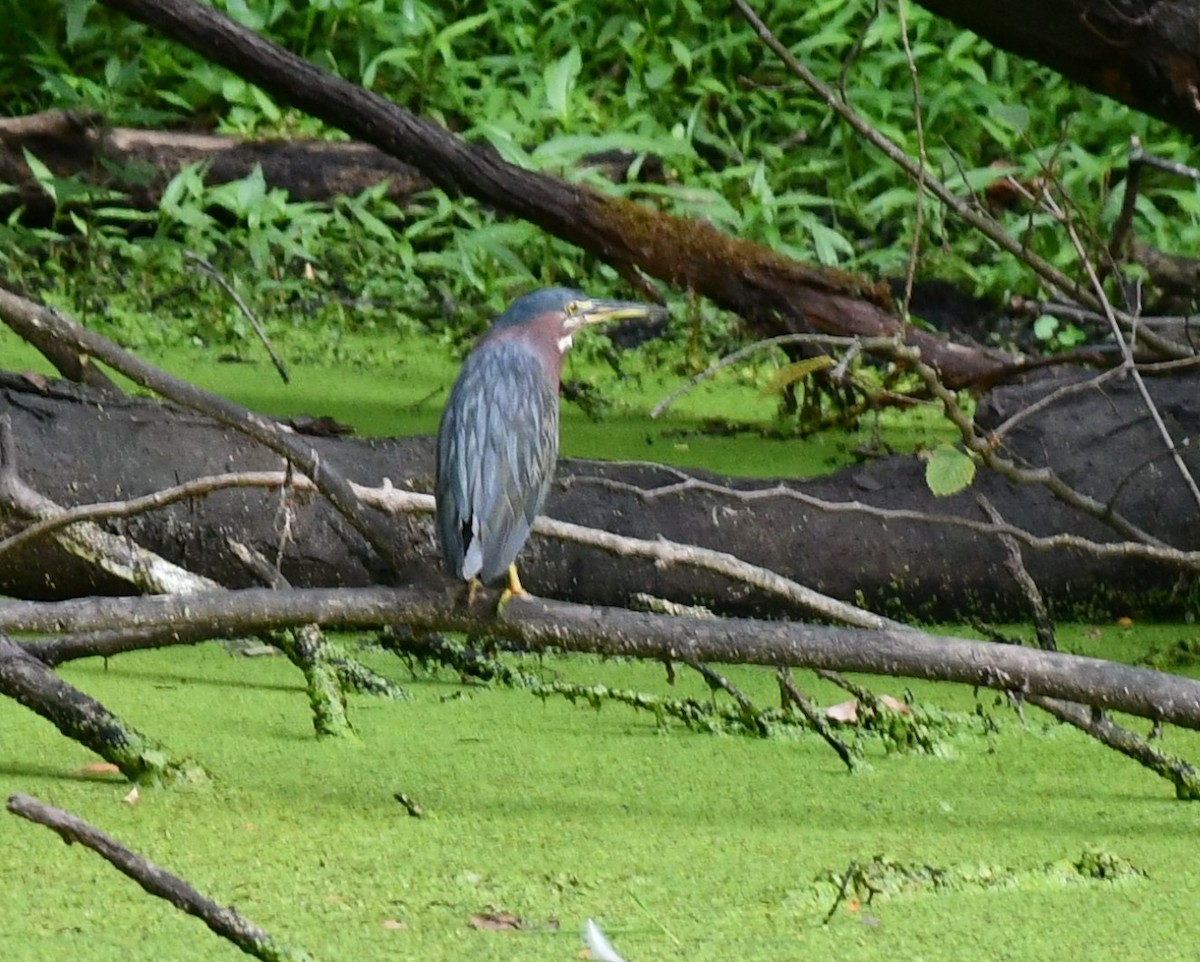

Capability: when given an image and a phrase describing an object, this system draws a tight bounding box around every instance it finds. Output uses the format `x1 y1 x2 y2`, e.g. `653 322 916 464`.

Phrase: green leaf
992 104 1030 135
22 149 57 203
644 62 675 91
532 132 697 164
433 12 495 62
544 46 582 120
925 445 976 497
669 38 693 73
759 356 834 397
945 31 977 63
64 0 92 46
1032 315 1059 341
807 221 854 266
235 166 268 213
363 47 415 89
350 205 395 242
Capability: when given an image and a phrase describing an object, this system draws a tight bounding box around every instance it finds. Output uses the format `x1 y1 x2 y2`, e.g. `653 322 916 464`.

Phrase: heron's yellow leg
497 563 528 613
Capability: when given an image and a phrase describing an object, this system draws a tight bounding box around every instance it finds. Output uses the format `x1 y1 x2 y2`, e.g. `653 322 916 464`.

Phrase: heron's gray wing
435 343 559 583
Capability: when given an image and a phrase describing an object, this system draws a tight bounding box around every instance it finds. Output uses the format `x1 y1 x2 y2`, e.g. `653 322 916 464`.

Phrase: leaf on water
469 911 523 931
122 786 139 805
878 694 912 714
381 919 407 931
73 762 121 777
825 699 859 722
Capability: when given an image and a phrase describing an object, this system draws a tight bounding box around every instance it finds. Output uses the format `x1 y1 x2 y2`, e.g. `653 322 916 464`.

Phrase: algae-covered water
3 639 1200 962
3 333 1200 960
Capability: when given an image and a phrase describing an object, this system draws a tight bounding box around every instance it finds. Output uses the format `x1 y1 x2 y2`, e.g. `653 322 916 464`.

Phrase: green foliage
2 0 1198 372
1032 313 1088 351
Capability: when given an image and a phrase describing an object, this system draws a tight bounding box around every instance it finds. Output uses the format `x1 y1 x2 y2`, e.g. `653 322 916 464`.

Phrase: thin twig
564 467 1200 569
896 0 927 319
894 340 1174 547
1108 136 1143 260
0 468 296 559
984 367 1125 444
978 495 1055 651
823 862 859 924
1012 298 1200 334
0 417 219 595
0 287 405 573
976 492 1200 798
777 667 856 771
1024 695 1200 800
650 333 904 418
184 250 290 383
1053 194 1200 512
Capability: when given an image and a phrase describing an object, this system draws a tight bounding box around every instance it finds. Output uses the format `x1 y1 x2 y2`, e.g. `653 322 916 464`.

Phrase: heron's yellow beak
565 298 665 332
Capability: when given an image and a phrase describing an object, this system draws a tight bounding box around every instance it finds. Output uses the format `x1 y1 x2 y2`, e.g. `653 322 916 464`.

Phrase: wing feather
435 341 559 583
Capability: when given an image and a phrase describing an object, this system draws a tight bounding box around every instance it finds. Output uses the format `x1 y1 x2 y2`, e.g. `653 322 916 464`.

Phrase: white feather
584 919 628 962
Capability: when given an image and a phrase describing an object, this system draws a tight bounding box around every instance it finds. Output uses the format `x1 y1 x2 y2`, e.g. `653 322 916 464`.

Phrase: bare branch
564 469 1200 570
6 794 317 961
5 585 1200 731
777 667 857 771
183 251 289 384
0 467 295 560
731 0 1191 360
0 633 207 783
1053 194 1200 512
0 416 219 594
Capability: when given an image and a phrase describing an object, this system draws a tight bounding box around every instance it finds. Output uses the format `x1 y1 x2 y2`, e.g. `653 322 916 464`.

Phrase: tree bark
2 367 1197 619
917 0 1200 140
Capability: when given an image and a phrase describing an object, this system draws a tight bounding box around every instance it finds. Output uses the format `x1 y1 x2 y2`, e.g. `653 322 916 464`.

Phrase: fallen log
0 109 428 224
1 365 1197 619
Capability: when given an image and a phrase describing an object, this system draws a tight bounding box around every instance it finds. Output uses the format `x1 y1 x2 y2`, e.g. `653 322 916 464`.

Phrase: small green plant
1032 313 1089 352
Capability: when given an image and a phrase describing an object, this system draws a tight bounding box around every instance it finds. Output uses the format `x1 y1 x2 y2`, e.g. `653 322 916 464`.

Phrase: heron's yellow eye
565 300 581 316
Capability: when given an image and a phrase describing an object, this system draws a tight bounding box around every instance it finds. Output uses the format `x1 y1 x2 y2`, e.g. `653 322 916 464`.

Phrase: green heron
435 287 660 597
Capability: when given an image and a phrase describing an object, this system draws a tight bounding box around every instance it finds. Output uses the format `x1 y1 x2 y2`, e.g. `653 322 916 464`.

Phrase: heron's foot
497 563 528 614
465 578 484 606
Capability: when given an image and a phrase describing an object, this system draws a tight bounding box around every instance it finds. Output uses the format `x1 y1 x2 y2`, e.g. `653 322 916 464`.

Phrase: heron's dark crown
491 287 586 329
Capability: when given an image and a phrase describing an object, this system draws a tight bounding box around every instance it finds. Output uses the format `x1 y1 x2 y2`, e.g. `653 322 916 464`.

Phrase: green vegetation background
3 0 1198 366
